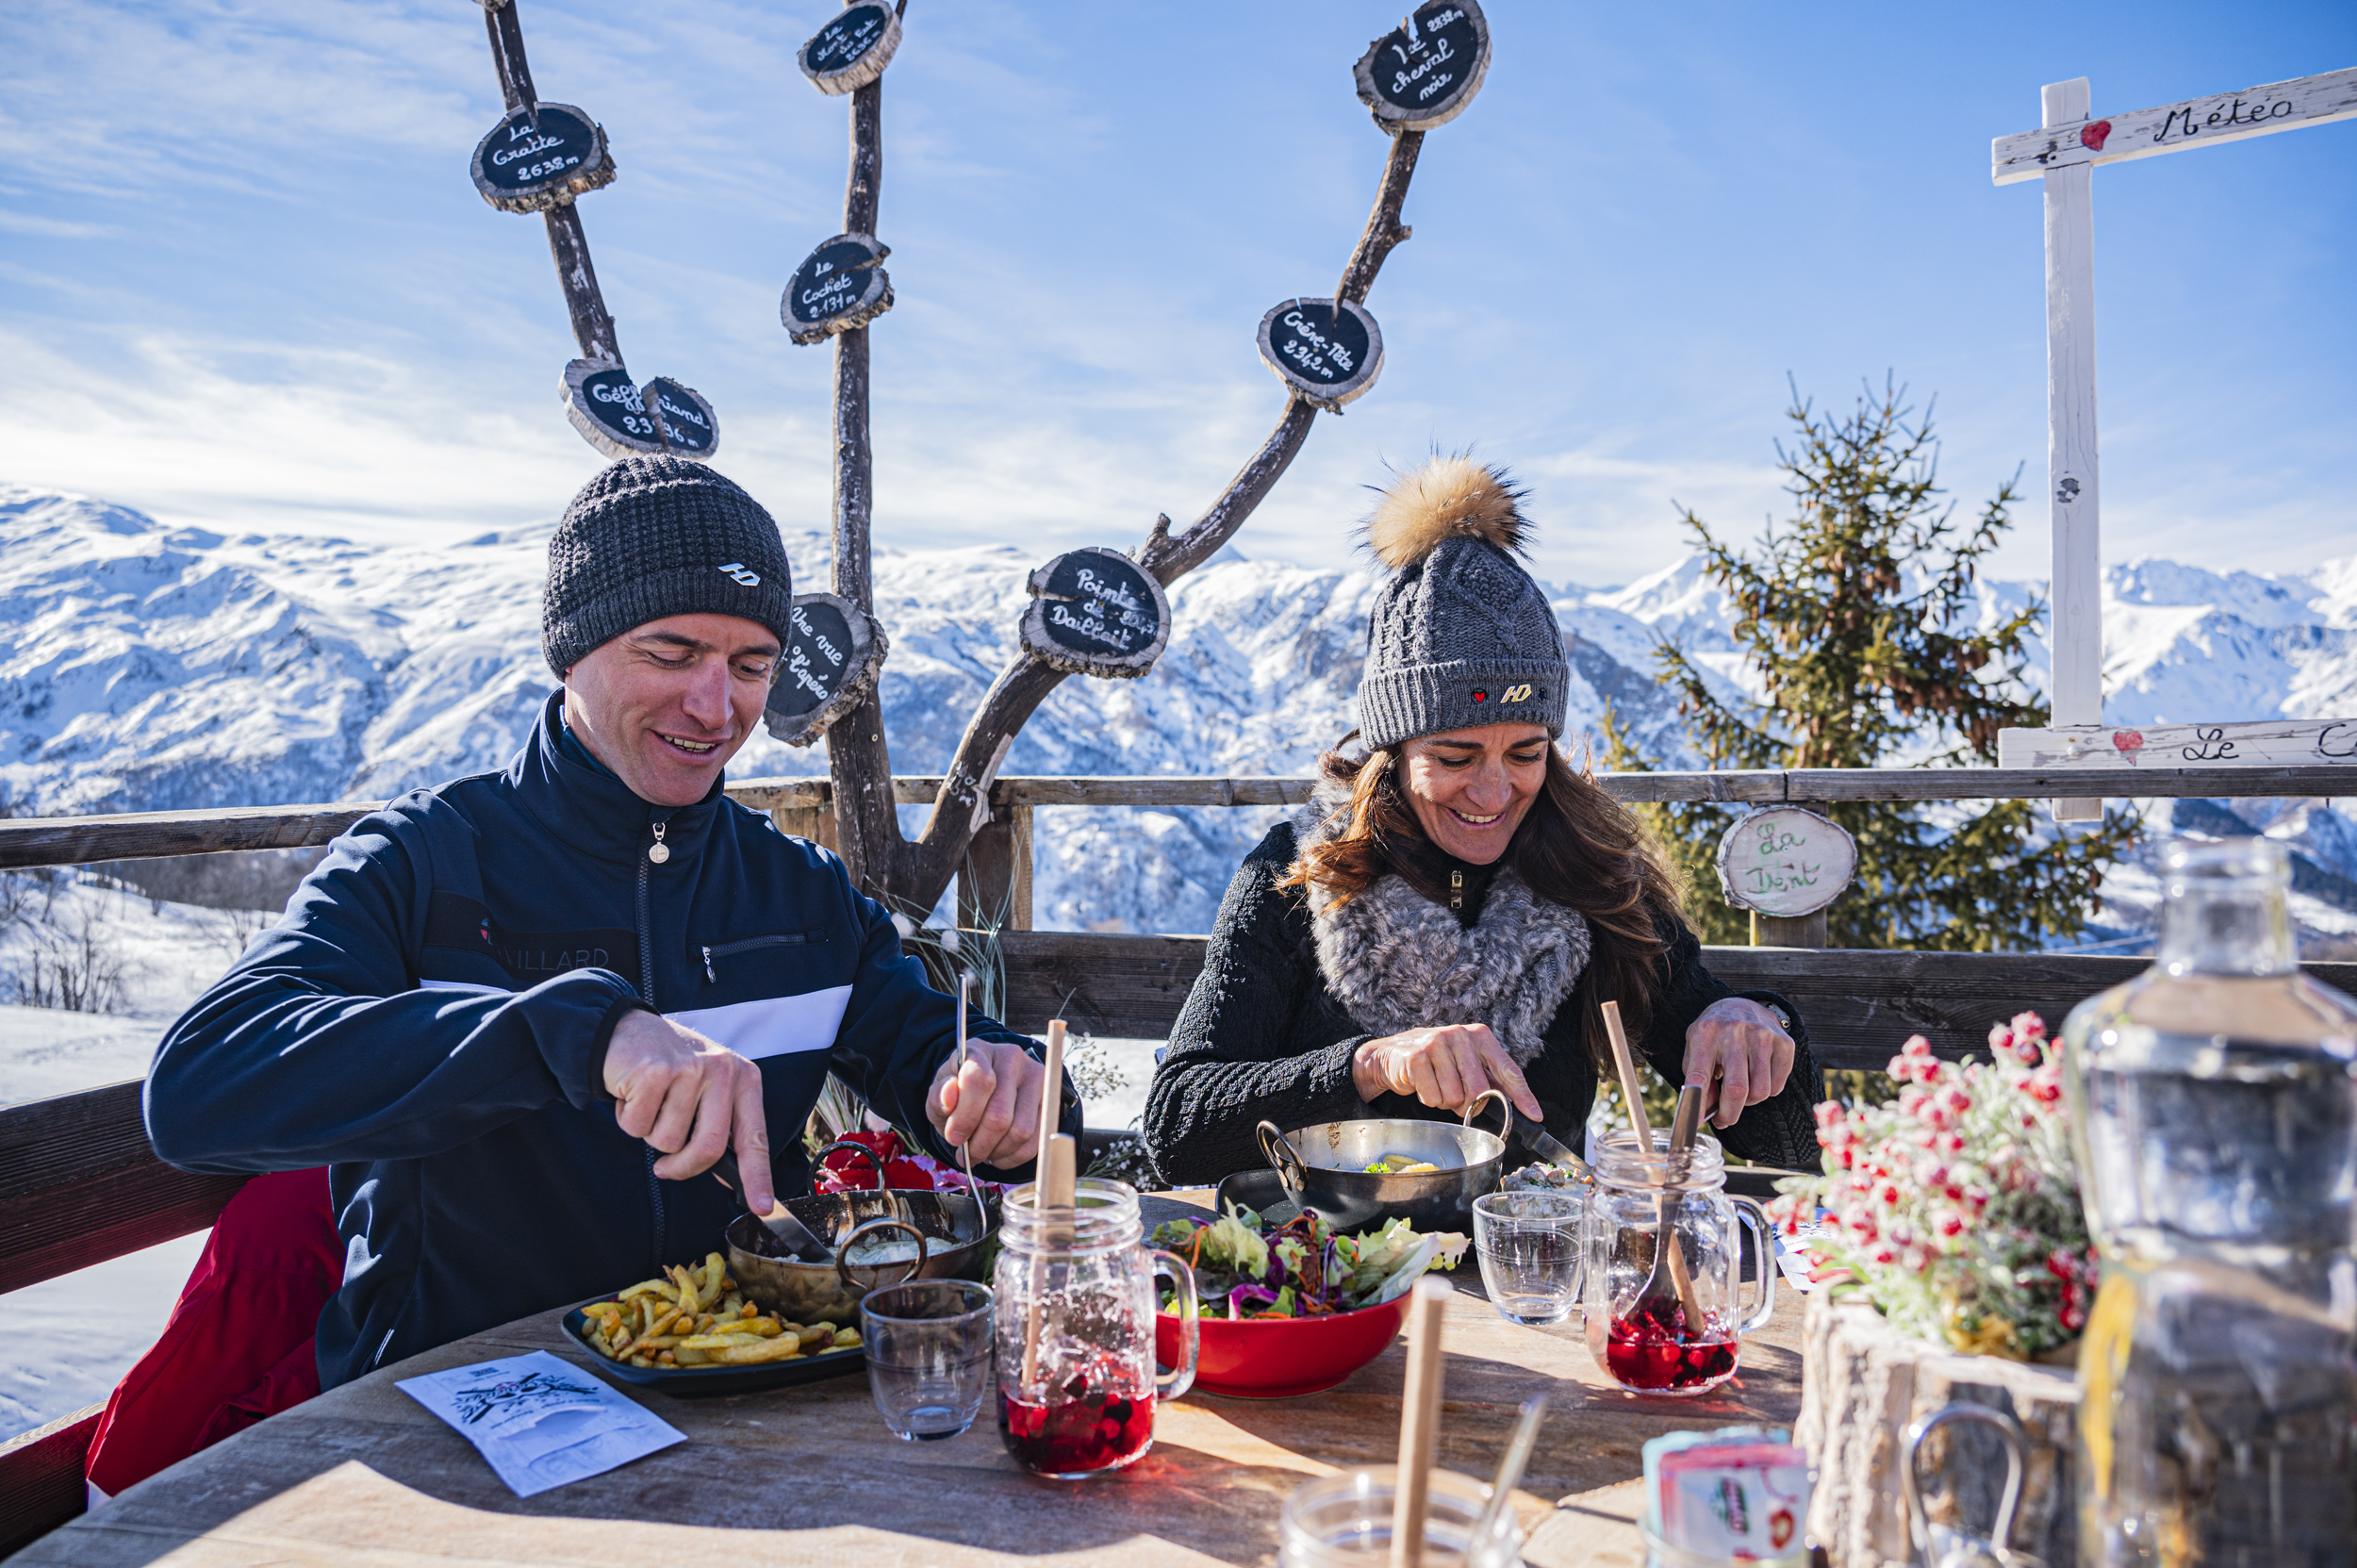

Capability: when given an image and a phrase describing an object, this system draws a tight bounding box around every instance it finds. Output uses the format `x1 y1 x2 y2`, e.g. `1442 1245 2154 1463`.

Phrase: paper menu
397 1350 685 1497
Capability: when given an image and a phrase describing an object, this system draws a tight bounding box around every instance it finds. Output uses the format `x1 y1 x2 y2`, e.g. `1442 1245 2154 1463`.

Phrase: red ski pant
83 1168 340 1500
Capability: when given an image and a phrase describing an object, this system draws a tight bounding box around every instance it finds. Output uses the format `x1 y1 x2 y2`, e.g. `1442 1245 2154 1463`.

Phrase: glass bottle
1581 1130 1777 1396
2062 838 2357 1565
992 1177 1198 1478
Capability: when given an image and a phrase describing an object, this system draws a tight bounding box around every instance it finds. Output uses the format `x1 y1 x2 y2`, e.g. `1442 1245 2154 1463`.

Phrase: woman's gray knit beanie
542 456 795 679
1355 456 1569 751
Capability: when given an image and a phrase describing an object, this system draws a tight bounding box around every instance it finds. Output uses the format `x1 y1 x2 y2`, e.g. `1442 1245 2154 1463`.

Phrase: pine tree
1606 380 2138 951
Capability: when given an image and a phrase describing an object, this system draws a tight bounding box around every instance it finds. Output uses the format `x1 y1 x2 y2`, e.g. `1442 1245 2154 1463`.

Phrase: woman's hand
1681 998 1794 1129
1351 1025 1541 1119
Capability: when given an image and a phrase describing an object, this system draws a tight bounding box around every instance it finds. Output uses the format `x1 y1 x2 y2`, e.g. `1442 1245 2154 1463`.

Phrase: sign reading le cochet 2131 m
1019 549 1173 679
783 235 894 344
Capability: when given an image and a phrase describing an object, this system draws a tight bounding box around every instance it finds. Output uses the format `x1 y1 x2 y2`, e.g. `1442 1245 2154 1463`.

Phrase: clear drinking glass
2063 837 2357 1562
991 1177 1198 1479
1278 1466 1523 1567
1474 1190 1585 1326
1580 1130 1775 1396
858 1279 995 1442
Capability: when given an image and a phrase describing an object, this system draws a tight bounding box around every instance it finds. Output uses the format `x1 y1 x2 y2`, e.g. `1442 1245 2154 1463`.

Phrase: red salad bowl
1156 1292 1414 1399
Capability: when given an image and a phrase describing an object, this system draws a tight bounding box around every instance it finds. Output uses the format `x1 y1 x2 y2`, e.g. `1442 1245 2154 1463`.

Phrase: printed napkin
397 1349 685 1497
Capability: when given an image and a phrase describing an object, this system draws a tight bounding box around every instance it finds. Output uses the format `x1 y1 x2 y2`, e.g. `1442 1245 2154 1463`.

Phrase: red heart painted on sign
2081 120 2113 152
2112 730 2144 753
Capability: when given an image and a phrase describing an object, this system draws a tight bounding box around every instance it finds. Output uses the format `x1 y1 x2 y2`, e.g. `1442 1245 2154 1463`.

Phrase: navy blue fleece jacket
147 691 1073 1388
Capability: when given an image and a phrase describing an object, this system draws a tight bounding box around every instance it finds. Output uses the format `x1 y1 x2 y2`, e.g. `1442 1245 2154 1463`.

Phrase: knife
714 1149 832 1263
1504 1101 1596 1187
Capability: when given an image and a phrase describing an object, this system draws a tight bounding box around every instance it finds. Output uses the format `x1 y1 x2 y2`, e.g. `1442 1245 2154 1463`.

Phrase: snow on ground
0 1232 209 1443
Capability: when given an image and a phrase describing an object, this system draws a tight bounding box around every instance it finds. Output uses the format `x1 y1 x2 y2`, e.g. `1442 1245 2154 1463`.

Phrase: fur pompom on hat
1355 455 1568 751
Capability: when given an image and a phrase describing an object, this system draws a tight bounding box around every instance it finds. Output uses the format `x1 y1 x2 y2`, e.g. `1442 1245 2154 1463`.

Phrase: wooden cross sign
1999 718 2357 771
560 360 721 461
800 1 903 97
470 103 617 213
1257 299 1385 410
1714 807 1856 920
1354 0 1492 134
1989 67 2357 816
1018 548 1173 678
783 234 894 344
765 592 890 747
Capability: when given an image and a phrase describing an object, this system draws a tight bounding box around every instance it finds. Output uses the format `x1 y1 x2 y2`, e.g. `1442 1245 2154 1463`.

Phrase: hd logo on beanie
717 562 762 586
1469 684 1543 706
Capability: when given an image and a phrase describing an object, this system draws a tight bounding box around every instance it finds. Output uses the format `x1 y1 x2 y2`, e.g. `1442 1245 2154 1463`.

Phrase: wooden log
2040 76 2104 826
0 802 379 869
1797 1292 2078 1568
1991 66 2357 185
959 804 1031 933
540 200 621 370
0 1082 246 1296
0 1404 103 1560
1752 911 1827 949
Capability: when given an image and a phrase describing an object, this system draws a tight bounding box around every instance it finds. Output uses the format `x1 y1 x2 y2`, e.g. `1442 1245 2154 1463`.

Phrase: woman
1144 456 1822 1185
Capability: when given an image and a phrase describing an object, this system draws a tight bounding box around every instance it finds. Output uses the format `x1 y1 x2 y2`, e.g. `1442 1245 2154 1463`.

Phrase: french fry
700 1252 726 1298
705 1336 805 1365
673 1347 709 1365
618 1279 669 1302
831 1329 862 1349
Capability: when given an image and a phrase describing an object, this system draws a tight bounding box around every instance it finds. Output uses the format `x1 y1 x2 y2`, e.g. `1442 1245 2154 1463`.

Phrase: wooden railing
2 763 2349 1553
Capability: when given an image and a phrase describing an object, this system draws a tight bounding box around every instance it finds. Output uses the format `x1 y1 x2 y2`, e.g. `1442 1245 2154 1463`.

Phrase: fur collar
1290 781 1590 1065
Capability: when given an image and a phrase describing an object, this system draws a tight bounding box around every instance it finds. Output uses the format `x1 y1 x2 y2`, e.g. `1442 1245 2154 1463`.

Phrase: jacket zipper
636 835 666 1273
701 931 810 983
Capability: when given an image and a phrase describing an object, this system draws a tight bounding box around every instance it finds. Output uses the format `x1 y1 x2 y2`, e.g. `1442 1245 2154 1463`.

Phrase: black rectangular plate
562 1305 865 1398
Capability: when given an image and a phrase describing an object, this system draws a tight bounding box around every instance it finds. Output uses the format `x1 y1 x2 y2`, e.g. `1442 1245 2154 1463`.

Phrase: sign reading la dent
1353 1 1492 133
1019 548 1172 679
1715 806 1857 919
765 592 888 747
799 2 903 96
470 103 617 213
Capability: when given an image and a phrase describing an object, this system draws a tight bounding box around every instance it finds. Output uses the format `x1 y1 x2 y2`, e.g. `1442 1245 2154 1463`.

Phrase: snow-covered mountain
3 483 2353 940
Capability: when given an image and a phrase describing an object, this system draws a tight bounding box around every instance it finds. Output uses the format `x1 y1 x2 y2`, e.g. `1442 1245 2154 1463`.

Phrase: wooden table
20 1193 1802 1567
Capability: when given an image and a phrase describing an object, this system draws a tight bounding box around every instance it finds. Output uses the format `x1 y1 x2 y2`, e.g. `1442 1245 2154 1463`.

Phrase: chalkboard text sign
470 103 618 213
783 234 895 344
765 592 889 747
1714 806 1857 919
561 360 721 462
799 2 903 97
1354 2 1492 134
1256 299 1385 410
1018 548 1172 679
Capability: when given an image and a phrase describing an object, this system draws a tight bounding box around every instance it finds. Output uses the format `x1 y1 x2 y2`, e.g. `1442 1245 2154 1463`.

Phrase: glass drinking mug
1581 1130 1775 1395
992 1177 1199 1478
1278 1466 1524 1567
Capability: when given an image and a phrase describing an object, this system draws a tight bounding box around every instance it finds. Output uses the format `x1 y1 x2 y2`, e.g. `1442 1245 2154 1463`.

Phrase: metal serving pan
1255 1115 1506 1233
726 1186 994 1325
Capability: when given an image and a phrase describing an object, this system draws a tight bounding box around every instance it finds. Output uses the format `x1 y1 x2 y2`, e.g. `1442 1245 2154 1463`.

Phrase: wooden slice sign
1354 1 1492 133
799 2 902 96
470 103 617 213
1715 806 1857 919
765 592 889 747
782 234 894 344
1256 299 1384 410
643 377 719 458
560 361 720 461
1019 548 1172 679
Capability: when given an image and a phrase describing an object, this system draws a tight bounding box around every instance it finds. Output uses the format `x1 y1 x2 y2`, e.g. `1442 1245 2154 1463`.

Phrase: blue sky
1 1 2349 590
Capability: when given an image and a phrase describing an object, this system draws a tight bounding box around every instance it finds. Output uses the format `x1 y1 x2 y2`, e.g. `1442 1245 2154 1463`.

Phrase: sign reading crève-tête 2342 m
1998 718 2357 769
1714 806 1857 919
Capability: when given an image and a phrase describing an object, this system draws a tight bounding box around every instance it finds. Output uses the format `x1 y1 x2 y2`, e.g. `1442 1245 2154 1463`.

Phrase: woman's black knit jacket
1143 819 1824 1184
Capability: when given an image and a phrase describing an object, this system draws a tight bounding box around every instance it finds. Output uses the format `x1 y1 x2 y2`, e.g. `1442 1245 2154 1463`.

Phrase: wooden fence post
959 802 1032 932
771 804 839 856
1752 909 1827 949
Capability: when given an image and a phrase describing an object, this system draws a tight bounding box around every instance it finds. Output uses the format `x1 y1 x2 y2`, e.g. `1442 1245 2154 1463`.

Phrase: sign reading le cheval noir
1353 1 1492 133
470 103 617 212
765 592 888 747
1019 549 1172 679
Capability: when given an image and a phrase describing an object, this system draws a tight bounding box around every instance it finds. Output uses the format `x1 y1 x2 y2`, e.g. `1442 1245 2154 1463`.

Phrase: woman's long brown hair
1278 735 1684 1066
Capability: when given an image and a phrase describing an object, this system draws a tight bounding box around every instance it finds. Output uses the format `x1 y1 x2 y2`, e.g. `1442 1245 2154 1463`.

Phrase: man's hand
1351 1024 1541 1121
603 1010 772 1211
1681 998 1795 1129
931 1038 1052 1170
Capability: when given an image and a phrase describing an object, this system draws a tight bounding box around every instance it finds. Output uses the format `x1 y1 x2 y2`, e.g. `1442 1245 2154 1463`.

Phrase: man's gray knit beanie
1355 456 1569 751
542 456 795 679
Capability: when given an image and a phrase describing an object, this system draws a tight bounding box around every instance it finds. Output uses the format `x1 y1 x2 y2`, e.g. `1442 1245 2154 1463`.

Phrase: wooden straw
1604 1001 1707 1329
1662 1085 1708 1329
1390 1277 1453 1568
1035 1018 1067 1159
1019 1131 1078 1389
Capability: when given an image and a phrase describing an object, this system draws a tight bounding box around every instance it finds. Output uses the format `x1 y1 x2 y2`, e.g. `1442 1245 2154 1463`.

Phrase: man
145 456 1071 1392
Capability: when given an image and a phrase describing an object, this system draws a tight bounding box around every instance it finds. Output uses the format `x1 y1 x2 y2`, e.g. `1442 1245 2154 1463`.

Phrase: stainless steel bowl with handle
1254 1114 1506 1233
725 1186 994 1324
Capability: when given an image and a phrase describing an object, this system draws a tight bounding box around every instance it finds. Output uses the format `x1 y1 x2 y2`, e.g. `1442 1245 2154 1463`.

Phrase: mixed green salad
1150 1204 1469 1320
